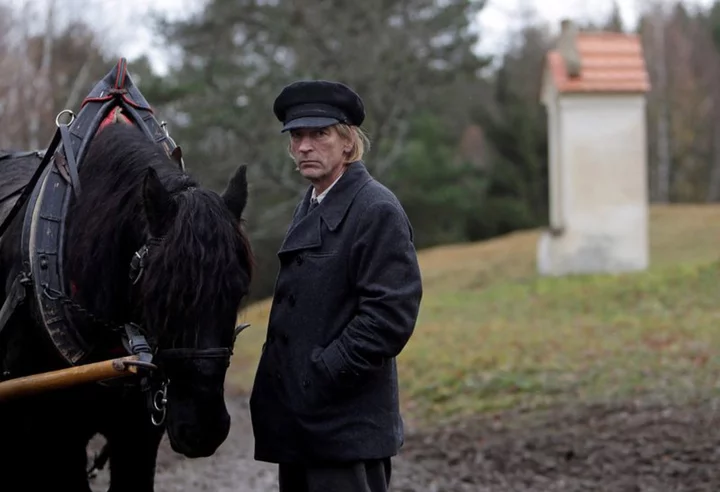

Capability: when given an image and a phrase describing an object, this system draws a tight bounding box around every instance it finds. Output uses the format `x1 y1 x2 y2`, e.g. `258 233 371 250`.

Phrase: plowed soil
90 394 720 491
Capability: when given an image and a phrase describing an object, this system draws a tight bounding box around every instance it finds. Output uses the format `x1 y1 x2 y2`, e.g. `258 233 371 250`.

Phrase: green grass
231 205 720 427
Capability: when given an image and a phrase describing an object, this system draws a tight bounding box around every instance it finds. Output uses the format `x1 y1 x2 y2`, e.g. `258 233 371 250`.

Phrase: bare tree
696 5 720 201
0 0 113 150
650 1 672 203
27 0 56 149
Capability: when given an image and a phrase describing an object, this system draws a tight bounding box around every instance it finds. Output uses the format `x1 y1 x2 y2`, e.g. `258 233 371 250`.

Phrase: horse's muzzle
166 401 231 458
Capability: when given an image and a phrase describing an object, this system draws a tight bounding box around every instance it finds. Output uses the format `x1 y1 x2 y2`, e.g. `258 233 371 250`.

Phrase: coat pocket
300 346 343 410
304 250 338 259
303 367 331 410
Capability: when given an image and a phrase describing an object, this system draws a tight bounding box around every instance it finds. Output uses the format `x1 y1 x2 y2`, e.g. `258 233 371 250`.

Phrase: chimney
558 19 581 78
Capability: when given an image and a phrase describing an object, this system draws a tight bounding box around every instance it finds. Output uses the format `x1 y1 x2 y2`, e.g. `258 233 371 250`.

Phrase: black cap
273 80 365 133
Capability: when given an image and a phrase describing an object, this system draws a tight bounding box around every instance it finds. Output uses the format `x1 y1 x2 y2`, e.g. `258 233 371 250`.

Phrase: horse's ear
222 165 248 221
142 167 177 238
170 146 184 168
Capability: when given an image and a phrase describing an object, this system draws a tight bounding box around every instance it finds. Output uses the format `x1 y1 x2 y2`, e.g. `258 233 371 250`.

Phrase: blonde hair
287 124 371 163
335 124 371 162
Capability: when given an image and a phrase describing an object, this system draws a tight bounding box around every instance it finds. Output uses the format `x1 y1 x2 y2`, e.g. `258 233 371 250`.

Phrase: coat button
295 255 304 266
281 333 289 344
302 380 309 388
288 294 296 307
276 371 281 380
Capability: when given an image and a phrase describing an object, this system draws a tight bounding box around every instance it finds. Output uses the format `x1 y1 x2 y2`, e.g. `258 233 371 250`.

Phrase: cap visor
281 116 340 133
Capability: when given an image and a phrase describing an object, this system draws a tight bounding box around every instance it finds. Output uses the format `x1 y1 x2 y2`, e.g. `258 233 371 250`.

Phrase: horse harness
0 59 245 431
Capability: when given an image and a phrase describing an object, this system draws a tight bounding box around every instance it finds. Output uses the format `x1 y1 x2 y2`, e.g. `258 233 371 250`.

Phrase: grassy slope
231 205 720 427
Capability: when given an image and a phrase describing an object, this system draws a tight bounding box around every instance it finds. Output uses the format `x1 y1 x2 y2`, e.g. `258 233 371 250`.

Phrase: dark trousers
278 458 391 492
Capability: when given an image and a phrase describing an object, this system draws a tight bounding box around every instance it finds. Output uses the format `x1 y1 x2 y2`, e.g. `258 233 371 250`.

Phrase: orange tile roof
547 32 651 93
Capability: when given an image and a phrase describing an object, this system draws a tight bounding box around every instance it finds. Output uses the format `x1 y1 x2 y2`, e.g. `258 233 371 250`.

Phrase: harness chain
42 286 126 334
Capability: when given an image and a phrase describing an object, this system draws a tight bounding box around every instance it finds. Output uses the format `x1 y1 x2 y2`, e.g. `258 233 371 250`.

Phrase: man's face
289 125 349 188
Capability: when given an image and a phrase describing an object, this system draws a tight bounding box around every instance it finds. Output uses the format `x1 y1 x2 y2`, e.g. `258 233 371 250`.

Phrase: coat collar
278 161 373 254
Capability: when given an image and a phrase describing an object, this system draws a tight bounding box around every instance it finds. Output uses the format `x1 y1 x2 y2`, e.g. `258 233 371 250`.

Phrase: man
249 80 423 492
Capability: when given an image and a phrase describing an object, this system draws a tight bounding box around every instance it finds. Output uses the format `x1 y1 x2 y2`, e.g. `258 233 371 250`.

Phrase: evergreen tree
144 0 490 298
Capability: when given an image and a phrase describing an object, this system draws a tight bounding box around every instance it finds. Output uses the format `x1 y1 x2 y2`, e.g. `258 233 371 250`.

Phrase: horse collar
10 57 185 367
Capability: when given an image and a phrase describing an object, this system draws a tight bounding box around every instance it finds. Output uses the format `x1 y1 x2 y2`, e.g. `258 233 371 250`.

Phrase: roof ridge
545 20 650 94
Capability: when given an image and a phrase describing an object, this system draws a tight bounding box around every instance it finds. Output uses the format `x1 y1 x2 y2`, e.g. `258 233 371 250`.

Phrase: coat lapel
278 187 320 254
278 161 373 255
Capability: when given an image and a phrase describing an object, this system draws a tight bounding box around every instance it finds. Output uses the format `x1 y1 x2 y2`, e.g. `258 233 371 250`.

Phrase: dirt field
396 394 720 492
89 392 720 491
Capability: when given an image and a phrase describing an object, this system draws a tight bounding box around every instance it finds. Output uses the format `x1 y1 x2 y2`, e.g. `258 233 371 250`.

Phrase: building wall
537 92 649 275
541 68 564 233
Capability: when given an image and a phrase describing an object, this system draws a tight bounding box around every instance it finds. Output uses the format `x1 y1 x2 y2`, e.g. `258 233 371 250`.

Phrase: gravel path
88 392 429 491
90 393 720 491
89 394 278 492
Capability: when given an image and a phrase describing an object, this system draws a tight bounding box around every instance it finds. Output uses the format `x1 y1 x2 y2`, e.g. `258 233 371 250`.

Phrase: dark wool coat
249 161 423 464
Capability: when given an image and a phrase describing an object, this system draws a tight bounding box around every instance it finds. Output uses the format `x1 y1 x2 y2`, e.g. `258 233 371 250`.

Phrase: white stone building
537 20 652 276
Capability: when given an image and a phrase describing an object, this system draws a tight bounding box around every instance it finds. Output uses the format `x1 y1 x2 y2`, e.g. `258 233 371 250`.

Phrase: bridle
122 235 248 426
86 223 249 479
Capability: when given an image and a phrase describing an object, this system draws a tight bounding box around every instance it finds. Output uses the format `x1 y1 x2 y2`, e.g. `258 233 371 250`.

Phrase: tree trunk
653 4 672 203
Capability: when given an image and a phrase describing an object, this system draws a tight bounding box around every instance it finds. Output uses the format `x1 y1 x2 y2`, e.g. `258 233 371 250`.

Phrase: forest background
0 0 711 300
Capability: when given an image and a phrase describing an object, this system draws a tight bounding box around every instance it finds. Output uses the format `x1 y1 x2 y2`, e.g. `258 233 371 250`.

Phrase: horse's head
67 124 253 458
135 163 253 457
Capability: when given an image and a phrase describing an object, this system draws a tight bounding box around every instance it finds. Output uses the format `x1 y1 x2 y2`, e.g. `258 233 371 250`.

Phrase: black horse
0 123 254 491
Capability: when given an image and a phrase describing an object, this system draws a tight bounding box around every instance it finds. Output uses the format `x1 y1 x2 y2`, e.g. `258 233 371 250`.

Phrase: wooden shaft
0 355 141 401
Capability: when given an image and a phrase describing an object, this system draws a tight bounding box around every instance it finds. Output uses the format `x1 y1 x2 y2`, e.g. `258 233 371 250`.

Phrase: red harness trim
79 57 154 113
98 108 132 131
81 94 154 112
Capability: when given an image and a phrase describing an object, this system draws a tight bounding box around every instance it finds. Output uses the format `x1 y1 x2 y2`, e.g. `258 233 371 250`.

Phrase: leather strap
0 131 60 238
0 272 30 338
59 124 82 199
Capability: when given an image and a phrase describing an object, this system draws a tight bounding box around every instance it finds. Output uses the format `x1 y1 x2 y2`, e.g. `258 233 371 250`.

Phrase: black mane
65 123 252 341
